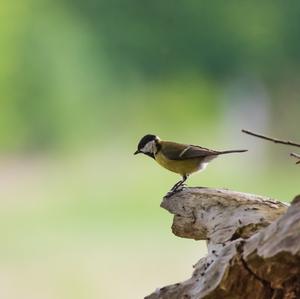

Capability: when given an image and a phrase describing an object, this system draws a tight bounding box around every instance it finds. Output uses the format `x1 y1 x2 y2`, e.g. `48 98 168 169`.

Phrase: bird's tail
218 149 248 155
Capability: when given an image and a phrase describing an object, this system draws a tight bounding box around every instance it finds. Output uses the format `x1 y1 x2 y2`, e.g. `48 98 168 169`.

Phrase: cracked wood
145 187 300 299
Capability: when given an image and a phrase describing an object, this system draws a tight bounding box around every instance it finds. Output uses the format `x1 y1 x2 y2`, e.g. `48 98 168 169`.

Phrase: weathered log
145 187 300 299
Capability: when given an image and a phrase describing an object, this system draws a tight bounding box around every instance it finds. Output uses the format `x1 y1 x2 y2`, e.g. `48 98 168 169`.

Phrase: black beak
134 150 140 155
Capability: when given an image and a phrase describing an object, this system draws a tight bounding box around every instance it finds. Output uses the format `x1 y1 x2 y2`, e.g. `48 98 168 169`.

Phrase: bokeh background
1 1 300 298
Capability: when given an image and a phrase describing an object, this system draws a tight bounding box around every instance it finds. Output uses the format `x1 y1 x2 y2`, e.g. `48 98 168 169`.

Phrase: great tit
134 134 247 196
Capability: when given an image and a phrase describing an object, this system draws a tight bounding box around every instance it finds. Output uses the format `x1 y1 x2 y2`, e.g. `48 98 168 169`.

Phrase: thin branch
291 153 300 164
242 129 300 148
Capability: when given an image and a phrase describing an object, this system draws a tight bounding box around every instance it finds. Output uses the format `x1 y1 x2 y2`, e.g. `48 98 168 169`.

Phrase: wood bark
145 187 300 299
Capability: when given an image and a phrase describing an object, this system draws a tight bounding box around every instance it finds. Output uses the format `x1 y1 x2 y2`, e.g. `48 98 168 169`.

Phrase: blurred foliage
67 1 300 79
1 0 300 151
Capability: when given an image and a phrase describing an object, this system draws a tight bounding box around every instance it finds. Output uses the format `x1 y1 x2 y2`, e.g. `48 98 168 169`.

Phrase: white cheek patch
142 141 156 154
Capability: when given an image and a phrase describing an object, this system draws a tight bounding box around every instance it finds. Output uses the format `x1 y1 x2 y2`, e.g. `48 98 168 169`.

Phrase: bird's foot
170 181 187 191
164 190 176 199
164 184 187 198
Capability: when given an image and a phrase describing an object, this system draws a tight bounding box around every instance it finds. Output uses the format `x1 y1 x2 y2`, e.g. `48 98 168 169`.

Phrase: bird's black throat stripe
154 140 161 158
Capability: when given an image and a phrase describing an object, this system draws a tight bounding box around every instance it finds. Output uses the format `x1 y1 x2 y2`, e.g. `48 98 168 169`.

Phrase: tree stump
145 187 300 299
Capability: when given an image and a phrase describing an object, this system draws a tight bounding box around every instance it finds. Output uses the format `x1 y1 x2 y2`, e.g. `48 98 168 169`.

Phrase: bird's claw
164 184 187 198
164 190 175 199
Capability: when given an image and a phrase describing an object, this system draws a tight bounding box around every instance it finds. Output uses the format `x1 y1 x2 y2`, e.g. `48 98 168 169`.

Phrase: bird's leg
165 175 188 198
171 179 184 191
172 175 188 191
170 180 181 191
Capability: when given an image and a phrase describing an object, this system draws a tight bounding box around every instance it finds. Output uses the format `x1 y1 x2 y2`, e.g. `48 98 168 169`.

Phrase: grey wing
161 142 219 160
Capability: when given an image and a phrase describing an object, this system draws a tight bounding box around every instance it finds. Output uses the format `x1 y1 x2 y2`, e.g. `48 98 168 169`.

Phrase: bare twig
241 129 300 148
291 153 300 164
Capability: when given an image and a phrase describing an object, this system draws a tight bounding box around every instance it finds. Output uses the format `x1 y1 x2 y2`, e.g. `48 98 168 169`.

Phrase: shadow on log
145 187 300 299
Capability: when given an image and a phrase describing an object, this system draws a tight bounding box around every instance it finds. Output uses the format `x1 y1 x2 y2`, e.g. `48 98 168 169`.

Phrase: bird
134 134 247 197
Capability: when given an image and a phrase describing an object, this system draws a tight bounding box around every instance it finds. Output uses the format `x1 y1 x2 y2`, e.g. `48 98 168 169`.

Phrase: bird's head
134 134 160 158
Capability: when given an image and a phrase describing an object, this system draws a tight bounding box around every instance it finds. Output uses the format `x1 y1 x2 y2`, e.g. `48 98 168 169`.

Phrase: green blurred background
1 1 300 298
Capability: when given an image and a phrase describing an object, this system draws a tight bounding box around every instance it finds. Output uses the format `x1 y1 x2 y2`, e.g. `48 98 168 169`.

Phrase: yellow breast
154 151 203 176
